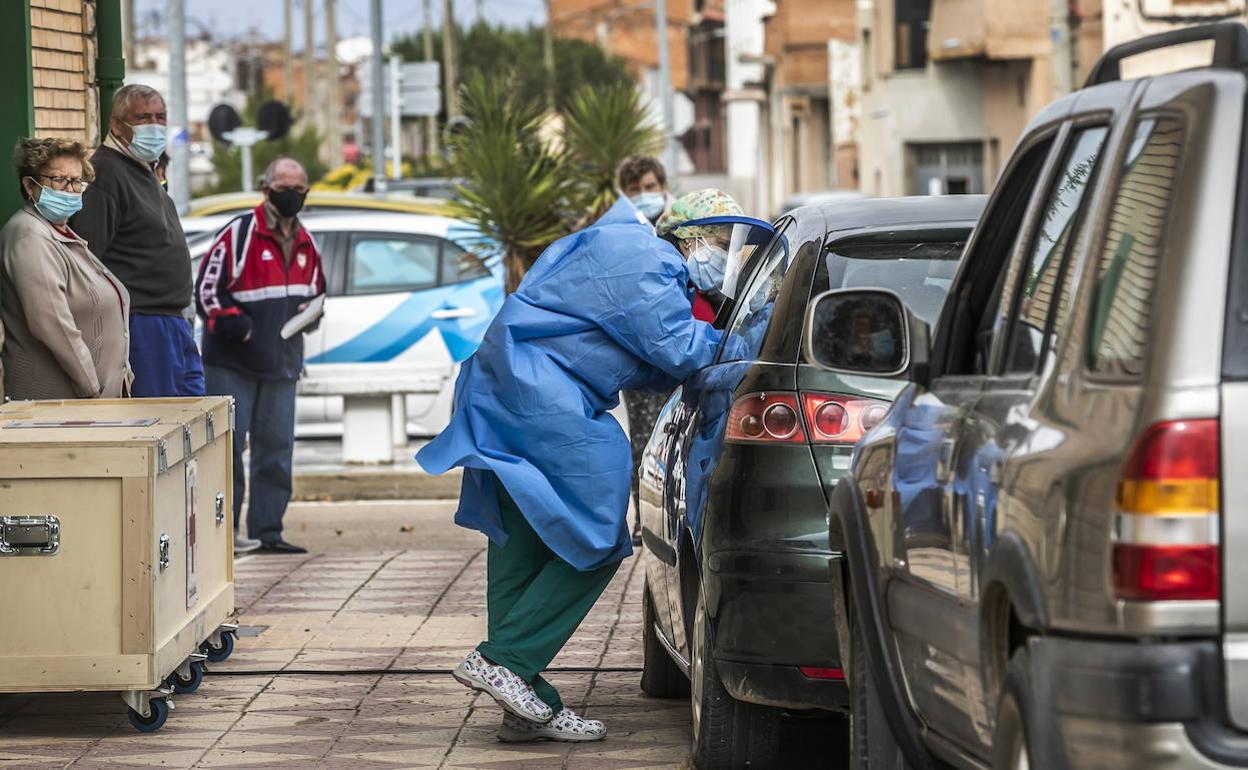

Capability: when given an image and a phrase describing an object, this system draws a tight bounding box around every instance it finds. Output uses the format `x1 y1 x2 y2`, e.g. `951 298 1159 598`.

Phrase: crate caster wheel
201 630 235 663
127 697 170 732
168 660 204 694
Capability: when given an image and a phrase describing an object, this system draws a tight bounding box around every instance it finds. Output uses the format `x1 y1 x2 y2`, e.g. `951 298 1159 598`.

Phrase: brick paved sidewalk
0 546 691 769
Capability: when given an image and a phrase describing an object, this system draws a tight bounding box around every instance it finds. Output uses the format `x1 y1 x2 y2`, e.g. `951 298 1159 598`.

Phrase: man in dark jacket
196 157 325 555
71 84 203 397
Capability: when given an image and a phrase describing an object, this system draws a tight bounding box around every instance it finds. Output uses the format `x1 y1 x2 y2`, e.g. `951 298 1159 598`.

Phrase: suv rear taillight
1112 419 1220 601
726 393 806 444
801 392 890 445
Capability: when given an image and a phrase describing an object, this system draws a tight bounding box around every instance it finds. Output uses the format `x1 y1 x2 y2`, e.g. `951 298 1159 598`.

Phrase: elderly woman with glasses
0 137 131 400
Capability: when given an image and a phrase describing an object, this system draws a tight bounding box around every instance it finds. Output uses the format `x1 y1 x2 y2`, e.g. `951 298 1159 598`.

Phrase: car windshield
821 241 965 326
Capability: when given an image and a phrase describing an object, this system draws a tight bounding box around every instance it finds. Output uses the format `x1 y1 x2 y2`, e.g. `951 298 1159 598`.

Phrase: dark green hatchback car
637 195 984 768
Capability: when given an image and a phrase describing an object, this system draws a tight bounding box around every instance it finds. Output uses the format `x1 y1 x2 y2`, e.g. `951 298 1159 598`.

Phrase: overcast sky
133 0 545 44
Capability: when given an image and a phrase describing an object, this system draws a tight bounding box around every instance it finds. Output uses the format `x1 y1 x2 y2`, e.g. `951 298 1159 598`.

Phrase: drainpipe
96 0 126 136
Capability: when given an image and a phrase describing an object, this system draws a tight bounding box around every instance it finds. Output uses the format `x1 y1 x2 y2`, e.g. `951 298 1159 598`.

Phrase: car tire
641 585 690 698
992 647 1035 770
690 588 781 769
848 591 912 770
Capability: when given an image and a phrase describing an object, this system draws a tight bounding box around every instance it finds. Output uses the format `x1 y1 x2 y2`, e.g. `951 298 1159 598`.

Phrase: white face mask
685 240 728 292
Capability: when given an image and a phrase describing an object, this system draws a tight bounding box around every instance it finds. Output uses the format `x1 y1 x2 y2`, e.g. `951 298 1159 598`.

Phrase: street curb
292 468 462 501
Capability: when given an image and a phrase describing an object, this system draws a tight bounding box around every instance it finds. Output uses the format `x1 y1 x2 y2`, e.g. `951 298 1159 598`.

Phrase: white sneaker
452 651 553 724
499 708 607 743
233 534 261 554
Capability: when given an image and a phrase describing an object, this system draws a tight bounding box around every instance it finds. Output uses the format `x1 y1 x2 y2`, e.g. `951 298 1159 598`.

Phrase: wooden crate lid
0 398 231 449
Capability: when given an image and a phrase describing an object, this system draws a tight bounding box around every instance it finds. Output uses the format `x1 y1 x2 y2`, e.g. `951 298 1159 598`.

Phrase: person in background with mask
0 138 131 400
417 189 769 743
71 84 203 398
196 157 324 556
617 155 671 226
615 154 675 545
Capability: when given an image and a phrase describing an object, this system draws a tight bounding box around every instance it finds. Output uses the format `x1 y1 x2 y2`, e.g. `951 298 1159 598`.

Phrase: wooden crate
0 397 235 694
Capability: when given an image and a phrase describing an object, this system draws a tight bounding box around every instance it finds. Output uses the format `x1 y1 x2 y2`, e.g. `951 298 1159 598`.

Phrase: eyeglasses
37 175 89 192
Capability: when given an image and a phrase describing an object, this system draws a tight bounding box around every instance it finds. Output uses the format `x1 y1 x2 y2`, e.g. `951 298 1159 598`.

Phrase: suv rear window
819 241 965 326
1087 116 1185 377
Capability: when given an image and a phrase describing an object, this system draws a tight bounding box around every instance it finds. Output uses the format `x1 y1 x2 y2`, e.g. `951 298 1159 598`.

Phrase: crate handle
158 533 171 570
0 515 60 556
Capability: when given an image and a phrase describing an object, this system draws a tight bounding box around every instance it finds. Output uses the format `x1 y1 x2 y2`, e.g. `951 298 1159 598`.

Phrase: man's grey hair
111 84 163 121
261 156 306 187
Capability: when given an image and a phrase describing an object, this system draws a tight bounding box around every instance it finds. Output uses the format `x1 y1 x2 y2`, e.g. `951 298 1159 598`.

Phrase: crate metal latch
158 533 171 570
0 515 60 556
215 493 226 526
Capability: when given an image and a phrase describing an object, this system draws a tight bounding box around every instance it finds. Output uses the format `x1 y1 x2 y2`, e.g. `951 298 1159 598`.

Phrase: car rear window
818 241 965 326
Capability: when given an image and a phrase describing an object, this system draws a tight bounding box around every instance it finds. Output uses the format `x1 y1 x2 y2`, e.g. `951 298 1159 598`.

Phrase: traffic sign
402 61 440 89
361 66 441 118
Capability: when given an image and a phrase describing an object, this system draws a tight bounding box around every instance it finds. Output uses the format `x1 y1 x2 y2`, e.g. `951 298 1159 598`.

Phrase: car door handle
431 307 476 320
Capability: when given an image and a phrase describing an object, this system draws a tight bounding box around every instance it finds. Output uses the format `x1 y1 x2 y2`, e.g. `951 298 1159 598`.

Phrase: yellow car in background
187 191 452 219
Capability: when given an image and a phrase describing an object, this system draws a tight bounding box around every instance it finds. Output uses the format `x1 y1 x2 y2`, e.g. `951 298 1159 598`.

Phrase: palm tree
449 74 580 293
562 83 662 223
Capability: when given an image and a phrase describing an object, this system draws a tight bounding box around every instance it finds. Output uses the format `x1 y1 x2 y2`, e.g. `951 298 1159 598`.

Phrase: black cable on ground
208 666 643 676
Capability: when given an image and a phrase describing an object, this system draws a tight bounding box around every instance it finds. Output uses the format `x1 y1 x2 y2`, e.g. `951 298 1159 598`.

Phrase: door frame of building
0 0 34 221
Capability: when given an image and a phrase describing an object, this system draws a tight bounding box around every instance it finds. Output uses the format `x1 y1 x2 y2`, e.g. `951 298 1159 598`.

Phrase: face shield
678 215 776 299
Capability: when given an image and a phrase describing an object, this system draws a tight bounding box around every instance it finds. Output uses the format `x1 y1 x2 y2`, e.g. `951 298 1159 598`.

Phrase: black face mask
268 188 306 218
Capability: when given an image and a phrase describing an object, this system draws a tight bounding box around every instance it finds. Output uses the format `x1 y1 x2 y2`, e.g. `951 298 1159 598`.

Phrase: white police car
187 209 503 437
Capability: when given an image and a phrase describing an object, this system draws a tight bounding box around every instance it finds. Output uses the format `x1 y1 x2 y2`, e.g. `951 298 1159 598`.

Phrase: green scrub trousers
476 485 621 712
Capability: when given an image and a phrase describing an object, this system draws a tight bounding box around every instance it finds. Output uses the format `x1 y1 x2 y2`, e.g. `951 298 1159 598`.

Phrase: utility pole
167 0 190 214
326 0 343 166
543 0 555 110
389 56 402 179
422 0 438 157
442 0 458 118
655 0 676 173
370 0 387 192
122 0 136 69
303 0 316 122
476 0 484 25
283 0 294 102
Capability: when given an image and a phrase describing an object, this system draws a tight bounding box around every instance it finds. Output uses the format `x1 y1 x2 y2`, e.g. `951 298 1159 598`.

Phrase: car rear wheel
641 585 689 698
848 590 912 770
992 648 1035 770
690 589 781 769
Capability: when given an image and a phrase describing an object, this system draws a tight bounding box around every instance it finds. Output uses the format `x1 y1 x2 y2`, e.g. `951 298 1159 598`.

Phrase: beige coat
0 206 132 400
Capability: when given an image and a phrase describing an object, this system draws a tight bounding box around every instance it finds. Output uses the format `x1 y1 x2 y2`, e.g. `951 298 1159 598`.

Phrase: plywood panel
0 478 123 657
121 477 154 655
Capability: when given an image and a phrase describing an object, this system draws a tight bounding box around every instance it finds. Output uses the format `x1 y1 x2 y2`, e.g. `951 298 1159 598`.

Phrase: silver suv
806 22 1248 770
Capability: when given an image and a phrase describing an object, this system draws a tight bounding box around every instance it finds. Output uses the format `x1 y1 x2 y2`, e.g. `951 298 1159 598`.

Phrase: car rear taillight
1112 419 1221 601
726 393 806 444
800 393 891 445
799 666 845 680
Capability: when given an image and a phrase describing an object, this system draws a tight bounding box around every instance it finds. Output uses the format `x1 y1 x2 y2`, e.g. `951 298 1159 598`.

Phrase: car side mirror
803 288 931 385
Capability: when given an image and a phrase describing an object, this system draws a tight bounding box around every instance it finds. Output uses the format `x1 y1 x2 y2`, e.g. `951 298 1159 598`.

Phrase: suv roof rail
1084 21 1248 87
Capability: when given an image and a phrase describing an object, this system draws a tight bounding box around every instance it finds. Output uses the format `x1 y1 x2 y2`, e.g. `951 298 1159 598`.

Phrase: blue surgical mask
31 182 83 223
686 244 727 292
128 123 167 162
631 192 666 222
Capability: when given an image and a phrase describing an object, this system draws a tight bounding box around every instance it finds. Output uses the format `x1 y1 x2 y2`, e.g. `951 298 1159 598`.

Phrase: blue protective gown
416 199 722 570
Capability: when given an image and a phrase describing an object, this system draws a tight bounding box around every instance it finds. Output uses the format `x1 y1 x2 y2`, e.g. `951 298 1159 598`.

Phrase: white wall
859 62 987 197
724 0 770 212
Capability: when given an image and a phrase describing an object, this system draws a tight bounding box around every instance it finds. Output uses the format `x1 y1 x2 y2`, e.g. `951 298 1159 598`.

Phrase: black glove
213 313 254 342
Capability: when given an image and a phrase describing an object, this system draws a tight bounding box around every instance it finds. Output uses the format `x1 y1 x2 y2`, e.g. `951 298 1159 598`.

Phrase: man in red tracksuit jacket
195 157 325 555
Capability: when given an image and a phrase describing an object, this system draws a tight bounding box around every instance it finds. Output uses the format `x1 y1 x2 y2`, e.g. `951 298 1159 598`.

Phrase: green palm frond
448 74 580 292
563 83 662 221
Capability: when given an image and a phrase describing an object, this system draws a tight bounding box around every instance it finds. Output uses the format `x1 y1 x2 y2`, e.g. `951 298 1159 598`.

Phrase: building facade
0 0 124 219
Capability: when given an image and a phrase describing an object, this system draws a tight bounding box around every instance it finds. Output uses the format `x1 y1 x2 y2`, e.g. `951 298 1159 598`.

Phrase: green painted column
96 0 126 134
0 0 33 222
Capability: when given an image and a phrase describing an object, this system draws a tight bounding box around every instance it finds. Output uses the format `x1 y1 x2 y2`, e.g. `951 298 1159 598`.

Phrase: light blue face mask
686 243 727 292
30 181 83 223
128 123 167 162
631 192 666 222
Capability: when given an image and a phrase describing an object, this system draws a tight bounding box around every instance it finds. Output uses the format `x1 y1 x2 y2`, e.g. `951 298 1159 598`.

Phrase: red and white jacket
194 204 325 380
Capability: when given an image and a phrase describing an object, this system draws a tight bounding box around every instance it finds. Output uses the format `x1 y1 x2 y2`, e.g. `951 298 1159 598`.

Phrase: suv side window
1087 116 1185 377
347 233 441 295
718 222 796 364
940 133 1056 377
440 239 491 285
1000 126 1108 374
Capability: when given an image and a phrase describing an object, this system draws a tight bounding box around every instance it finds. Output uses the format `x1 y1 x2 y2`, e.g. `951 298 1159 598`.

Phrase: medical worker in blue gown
417 189 773 742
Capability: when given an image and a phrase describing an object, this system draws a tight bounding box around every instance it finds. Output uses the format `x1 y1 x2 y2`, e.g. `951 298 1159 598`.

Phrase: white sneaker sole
498 725 607 743
452 666 552 724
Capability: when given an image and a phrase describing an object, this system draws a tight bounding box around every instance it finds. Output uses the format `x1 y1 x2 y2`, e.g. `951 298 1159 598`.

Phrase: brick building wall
31 0 98 146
